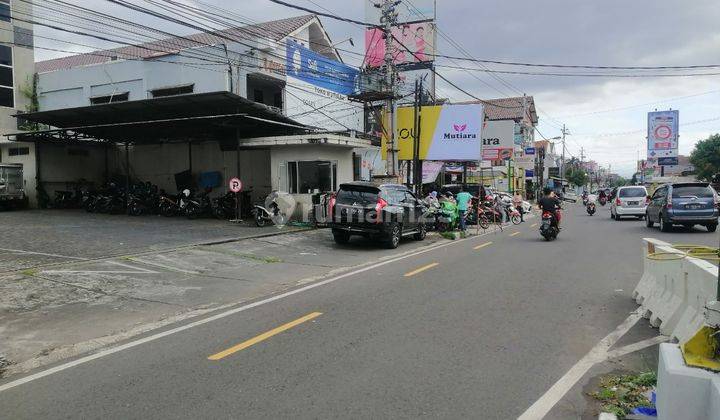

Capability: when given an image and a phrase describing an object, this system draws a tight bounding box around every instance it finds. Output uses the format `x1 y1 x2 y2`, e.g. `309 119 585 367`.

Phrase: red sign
228 177 242 193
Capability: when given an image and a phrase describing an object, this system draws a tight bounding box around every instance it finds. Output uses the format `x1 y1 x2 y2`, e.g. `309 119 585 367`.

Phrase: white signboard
285 77 363 132
647 110 679 160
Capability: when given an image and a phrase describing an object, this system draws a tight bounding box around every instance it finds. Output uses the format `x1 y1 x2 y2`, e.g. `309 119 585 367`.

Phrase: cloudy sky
30 0 720 176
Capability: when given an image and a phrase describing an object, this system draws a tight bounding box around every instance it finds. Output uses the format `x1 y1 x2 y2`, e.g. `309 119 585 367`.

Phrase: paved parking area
0 209 307 271
0 215 446 376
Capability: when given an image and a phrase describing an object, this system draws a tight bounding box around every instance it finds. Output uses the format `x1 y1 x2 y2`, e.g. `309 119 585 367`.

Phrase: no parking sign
229 177 242 193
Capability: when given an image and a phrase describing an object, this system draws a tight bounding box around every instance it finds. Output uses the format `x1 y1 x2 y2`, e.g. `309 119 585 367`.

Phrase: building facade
0 0 36 204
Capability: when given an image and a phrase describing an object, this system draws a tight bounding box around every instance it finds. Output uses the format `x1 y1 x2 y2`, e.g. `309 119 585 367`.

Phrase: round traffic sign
228 177 242 193
654 125 672 140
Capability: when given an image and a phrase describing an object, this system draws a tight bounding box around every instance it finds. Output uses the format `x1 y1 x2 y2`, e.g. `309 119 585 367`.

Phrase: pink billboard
364 22 435 68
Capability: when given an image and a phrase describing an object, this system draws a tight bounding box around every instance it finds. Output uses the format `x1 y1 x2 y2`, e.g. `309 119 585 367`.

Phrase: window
672 185 714 198
90 92 129 105
619 187 646 198
8 146 29 156
253 89 264 104
286 160 337 194
151 84 194 98
273 92 282 109
0 0 10 23
0 44 12 108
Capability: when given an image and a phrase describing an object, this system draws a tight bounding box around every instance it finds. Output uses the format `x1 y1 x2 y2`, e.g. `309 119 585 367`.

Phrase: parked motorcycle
504 202 522 225
252 191 295 227
539 210 559 241
184 189 212 219
158 190 182 217
212 192 237 220
436 200 459 232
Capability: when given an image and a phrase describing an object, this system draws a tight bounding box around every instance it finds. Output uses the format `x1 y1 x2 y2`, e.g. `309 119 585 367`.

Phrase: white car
610 185 648 220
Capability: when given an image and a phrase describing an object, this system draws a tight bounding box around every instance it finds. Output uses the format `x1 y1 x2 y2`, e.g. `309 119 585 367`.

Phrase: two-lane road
1 204 717 419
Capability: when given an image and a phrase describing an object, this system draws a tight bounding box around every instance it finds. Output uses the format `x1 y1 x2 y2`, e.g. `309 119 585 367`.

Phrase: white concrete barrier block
657 343 720 420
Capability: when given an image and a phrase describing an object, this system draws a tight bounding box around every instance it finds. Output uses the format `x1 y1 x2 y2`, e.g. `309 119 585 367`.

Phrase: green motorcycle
436 200 459 232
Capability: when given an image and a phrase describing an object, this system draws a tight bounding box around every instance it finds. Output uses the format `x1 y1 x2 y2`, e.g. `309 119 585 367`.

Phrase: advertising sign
396 66 435 102
383 104 484 161
525 169 535 178
365 0 434 24
524 147 536 155
422 161 444 184
647 110 679 160
657 157 679 166
286 40 359 95
285 77 363 132
480 120 515 160
365 22 436 68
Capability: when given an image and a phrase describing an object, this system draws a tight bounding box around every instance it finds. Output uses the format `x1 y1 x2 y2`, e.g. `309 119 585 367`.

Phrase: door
650 187 666 221
402 191 420 230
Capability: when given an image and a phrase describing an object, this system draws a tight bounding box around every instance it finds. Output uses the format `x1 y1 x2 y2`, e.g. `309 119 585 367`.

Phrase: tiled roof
36 14 316 73
457 96 538 124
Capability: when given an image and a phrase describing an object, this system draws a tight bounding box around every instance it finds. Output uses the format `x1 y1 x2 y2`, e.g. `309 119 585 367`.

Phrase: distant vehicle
646 182 719 232
0 163 27 209
610 186 648 220
327 182 426 248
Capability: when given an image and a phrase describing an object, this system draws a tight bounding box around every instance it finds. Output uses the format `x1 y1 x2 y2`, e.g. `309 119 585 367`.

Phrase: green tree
565 167 588 188
689 133 720 181
611 177 628 188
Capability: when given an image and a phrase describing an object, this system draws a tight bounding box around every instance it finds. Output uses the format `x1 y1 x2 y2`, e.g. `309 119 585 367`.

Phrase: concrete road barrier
632 238 719 343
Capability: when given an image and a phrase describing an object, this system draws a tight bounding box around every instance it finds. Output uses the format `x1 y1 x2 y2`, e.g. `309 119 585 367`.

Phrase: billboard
647 110 679 162
383 104 484 161
396 66 435 102
365 22 436 68
286 40 359 95
365 0 434 24
285 77 363 132
481 120 515 160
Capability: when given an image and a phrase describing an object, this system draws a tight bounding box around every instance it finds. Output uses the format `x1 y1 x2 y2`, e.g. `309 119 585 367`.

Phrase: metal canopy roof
7 91 309 145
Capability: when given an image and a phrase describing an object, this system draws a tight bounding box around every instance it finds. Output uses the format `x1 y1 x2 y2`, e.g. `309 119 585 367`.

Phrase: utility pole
560 124 569 190
382 0 398 177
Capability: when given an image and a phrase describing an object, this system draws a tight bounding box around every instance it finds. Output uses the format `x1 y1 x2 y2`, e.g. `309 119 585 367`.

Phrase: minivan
646 182 719 232
610 185 648 220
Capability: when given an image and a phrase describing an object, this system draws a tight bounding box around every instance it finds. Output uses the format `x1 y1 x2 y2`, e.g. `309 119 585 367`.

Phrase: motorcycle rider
512 191 525 222
538 187 562 228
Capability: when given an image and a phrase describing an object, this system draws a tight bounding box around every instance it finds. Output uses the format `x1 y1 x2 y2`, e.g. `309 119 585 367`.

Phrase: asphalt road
1 203 717 419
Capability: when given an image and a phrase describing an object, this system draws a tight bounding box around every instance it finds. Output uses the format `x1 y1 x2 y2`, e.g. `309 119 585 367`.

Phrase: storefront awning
6 91 310 145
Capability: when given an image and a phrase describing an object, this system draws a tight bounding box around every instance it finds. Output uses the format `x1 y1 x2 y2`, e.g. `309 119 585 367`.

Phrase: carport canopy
6 91 309 145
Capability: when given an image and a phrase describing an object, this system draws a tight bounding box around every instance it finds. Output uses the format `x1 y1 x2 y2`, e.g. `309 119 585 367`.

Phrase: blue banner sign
286 40 359 95
525 169 534 178
524 147 535 155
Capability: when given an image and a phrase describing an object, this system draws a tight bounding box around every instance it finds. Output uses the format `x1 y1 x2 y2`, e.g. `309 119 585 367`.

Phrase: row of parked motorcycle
52 182 240 220
424 195 523 232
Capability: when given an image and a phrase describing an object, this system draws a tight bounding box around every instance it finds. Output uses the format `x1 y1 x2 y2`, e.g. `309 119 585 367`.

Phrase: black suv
327 182 427 248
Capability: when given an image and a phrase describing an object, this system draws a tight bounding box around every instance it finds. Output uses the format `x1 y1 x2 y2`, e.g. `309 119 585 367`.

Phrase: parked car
327 182 427 248
646 182 719 232
610 185 648 220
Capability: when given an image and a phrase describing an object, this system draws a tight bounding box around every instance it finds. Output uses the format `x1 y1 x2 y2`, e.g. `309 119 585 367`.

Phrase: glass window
672 185 714 198
9 146 29 156
287 161 334 194
0 1 10 23
0 86 13 107
298 161 331 193
151 84 194 98
90 92 129 105
619 187 646 198
0 66 12 87
336 188 379 205
253 89 264 104
0 45 11 67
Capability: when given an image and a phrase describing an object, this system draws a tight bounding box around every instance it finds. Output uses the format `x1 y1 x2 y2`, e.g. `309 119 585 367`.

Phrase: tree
565 167 588 188
611 177 628 188
689 134 720 181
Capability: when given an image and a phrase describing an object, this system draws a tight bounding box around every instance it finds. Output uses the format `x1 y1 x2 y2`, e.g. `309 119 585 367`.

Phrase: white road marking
42 261 158 275
517 312 642 420
0 248 86 261
128 257 201 275
0 229 496 392
605 335 668 360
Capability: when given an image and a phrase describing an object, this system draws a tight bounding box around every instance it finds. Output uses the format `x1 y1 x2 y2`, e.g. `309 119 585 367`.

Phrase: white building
9 14 375 212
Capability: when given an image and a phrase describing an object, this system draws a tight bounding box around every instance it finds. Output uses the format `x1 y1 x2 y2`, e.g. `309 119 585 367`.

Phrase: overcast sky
31 0 720 176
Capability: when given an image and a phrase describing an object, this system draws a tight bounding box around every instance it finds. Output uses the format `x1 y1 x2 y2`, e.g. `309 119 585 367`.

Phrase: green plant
589 371 656 418
690 133 720 181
